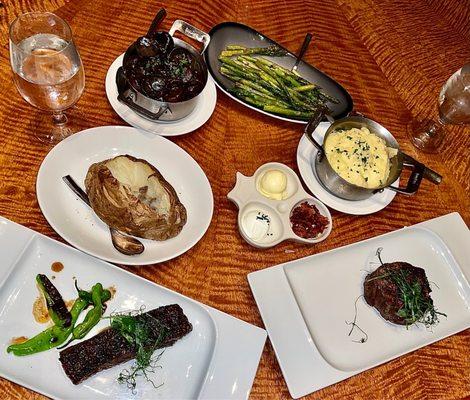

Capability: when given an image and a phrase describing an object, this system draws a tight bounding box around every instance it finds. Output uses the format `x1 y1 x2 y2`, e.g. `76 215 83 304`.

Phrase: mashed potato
324 127 397 189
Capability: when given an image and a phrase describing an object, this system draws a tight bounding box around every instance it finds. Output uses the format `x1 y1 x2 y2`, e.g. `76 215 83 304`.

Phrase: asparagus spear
230 86 291 108
293 84 317 92
220 67 242 81
234 83 278 101
237 79 278 97
219 63 259 81
263 105 313 119
220 45 287 58
226 45 246 50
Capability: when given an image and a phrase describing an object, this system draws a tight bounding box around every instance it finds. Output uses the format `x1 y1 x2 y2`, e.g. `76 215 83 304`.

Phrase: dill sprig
109 307 168 393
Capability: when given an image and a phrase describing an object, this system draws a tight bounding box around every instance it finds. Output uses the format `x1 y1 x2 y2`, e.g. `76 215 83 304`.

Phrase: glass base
30 106 87 146
407 118 444 153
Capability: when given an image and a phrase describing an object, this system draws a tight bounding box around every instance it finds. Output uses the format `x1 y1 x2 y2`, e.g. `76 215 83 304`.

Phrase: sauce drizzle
51 261 64 273
10 336 28 345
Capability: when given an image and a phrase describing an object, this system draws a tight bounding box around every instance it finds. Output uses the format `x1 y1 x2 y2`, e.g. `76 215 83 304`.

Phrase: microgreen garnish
366 248 446 328
345 295 368 343
108 307 168 393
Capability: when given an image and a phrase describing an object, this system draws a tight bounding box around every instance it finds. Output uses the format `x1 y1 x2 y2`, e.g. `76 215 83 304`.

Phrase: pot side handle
118 93 168 121
304 108 325 159
169 20 210 54
423 165 442 185
386 153 442 196
116 67 168 121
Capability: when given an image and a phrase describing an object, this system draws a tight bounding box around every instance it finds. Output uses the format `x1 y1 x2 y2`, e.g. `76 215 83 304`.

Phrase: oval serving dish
228 162 332 248
205 22 353 123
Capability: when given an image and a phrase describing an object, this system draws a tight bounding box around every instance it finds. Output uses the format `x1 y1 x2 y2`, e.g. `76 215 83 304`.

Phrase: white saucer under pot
105 54 217 137
296 122 398 215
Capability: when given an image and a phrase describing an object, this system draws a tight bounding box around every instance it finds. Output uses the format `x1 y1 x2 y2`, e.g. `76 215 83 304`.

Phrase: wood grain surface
0 0 469 399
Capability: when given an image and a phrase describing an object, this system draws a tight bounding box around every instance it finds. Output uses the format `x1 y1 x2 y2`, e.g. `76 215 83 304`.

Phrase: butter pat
257 169 288 200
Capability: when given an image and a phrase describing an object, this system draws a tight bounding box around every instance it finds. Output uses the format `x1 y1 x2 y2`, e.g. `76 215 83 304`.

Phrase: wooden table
0 0 469 398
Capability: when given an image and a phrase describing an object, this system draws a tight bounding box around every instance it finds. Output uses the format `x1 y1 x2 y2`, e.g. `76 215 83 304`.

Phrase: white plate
248 212 470 398
0 216 266 400
105 54 217 137
296 122 398 215
36 126 213 265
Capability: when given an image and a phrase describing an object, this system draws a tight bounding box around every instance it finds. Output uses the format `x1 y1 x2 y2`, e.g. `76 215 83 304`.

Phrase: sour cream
241 210 272 241
324 127 398 189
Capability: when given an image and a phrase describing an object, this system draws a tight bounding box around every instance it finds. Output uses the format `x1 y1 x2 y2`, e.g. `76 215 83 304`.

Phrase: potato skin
85 155 187 241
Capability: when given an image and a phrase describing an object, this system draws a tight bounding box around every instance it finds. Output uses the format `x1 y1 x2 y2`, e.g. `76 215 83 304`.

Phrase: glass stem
436 115 446 126
425 117 446 138
52 111 68 126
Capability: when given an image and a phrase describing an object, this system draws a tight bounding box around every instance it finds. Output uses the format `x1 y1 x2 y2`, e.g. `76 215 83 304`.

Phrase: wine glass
408 64 470 152
9 12 85 144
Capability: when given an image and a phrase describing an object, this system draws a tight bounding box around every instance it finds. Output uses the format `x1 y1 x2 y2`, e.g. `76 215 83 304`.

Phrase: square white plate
248 212 470 398
0 216 266 399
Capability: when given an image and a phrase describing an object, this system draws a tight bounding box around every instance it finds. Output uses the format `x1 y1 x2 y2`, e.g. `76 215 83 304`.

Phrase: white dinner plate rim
36 125 214 265
105 54 217 137
296 122 398 215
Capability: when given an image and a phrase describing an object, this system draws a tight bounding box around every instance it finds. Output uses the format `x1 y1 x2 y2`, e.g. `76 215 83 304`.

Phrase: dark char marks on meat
59 304 192 385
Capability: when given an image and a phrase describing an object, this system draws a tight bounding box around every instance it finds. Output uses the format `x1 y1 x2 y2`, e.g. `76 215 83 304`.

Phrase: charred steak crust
59 304 192 385
363 262 432 325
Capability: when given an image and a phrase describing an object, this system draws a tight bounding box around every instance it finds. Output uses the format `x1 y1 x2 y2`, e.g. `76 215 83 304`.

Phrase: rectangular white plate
248 212 470 399
0 216 266 400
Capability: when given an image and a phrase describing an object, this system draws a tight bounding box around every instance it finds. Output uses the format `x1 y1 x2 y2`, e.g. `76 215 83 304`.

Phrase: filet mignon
363 261 432 325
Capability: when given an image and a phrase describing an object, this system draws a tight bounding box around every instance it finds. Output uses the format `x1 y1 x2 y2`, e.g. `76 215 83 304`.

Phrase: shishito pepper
7 297 88 356
36 274 72 328
7 284 111 356
74 280 110 305
61 283 110 348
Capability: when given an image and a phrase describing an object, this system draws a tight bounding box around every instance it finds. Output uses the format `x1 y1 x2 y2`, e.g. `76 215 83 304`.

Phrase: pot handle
422 165 442 185
385 153 442 195
304 108 326 158
118 93 168 121
169 20 210 54
116 67 168 121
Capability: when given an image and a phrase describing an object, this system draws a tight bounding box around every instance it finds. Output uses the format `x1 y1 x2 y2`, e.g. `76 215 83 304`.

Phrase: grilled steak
59 304 192 384
364 262 432 325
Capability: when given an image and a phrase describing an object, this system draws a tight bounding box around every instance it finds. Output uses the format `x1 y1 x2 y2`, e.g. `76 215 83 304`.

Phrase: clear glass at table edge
9 12 85 145
408 64 470 152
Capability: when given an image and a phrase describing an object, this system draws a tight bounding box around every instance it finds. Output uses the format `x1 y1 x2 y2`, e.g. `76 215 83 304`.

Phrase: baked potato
85 155 187 240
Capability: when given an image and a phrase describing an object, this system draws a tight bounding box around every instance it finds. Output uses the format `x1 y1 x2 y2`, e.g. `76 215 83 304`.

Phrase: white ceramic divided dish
297 122 399 215
105 54 217 137
248 212 470 398
0 216 267 400
228 162 332 248
36 126 213 265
